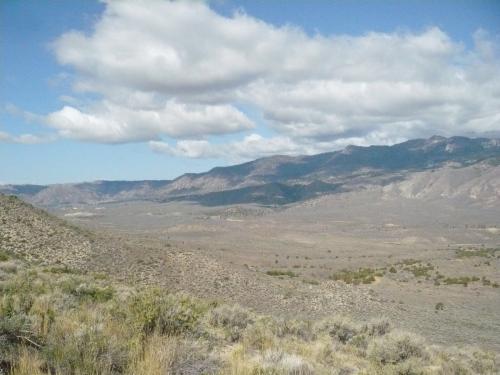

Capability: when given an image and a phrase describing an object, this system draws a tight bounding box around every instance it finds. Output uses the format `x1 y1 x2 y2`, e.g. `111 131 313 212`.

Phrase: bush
455 247 499 259
43 309 130 374
128 289 208 336
209 304 253 341
69 283 114 302
0 314 35 358
266 270 299 277
364 318 392 337
275 318 315 341
242 319 277 351
0 250 10 262
318 317 361 344
330 268 383 285
0 258 497 374
443 276 480 287
368 331 427 365
405 264 434 278
302 278 319 285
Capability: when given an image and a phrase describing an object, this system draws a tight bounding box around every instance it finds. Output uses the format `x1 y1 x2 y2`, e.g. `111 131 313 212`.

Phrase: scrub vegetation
1 253 498 375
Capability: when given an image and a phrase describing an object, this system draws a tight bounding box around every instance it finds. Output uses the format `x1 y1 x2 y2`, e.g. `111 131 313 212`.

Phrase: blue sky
1 0 499 184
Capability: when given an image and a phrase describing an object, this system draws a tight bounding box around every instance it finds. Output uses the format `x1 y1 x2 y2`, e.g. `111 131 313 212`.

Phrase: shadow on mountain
168 181 342 206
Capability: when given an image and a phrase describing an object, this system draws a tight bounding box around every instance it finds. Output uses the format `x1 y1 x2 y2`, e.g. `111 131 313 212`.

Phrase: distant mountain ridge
2 136 499 207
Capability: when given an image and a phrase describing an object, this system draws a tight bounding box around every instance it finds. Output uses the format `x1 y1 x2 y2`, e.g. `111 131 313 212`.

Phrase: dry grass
128 334 178 375
0 254 498 375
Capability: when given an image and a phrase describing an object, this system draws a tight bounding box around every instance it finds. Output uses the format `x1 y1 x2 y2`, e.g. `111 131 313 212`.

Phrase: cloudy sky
1 0 500 184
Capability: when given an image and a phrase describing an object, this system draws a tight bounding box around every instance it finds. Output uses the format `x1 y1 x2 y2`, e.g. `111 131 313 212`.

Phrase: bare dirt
48 187 500 352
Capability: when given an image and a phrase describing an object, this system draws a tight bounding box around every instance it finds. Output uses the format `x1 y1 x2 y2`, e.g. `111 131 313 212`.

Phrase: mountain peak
2 136 499 207
428 135 447 142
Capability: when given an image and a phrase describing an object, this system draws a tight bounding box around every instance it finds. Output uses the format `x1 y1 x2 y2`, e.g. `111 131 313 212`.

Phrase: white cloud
150 134 304 160
149 132 400 161
150 139 221 158
46 101 253 143
4 104 45 124
0 130 53 144
41 0 500 157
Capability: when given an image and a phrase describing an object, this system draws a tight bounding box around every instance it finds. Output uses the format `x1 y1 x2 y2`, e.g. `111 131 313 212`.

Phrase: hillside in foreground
0 194 102 270
1 172 499 373
1 251 498 375
1 195 499 373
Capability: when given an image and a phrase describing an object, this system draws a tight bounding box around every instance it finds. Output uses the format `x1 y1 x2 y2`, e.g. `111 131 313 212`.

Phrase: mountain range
2 135 499 207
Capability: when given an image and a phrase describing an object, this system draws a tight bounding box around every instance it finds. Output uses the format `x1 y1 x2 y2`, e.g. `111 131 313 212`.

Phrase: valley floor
53 189 500 352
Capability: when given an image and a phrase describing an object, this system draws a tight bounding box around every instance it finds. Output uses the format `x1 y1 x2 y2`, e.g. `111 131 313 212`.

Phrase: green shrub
0 250 10 262
266 269 299 277
456 247 499 259
397 259 420 266
406 264 434 278
330 268 382 285
64 282 114 302
128 289 208 336
443 276 480 287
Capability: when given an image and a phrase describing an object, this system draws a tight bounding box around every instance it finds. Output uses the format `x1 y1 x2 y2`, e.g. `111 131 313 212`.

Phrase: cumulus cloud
41 0 500 158
46 101 253 143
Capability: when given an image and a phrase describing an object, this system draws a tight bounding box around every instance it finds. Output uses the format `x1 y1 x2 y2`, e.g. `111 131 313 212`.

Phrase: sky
1 0 500 185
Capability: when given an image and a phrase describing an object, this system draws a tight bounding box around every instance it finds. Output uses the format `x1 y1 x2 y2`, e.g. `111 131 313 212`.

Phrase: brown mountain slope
0 194 98 268
2 136 499 207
